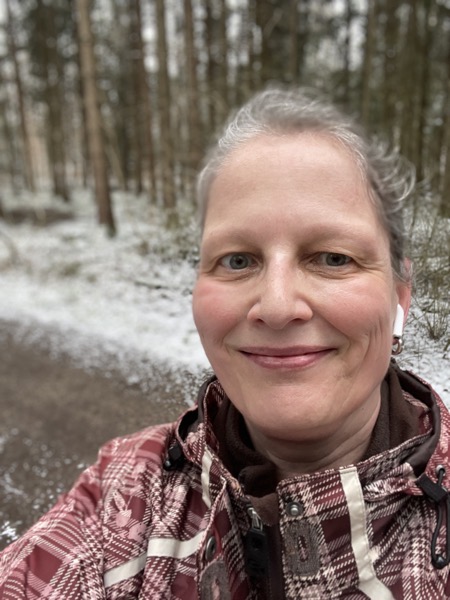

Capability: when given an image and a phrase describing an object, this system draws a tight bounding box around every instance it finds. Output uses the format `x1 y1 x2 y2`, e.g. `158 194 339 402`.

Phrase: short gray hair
197 88 415 281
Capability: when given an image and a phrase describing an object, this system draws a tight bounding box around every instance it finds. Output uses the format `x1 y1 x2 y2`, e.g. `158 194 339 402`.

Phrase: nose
247 264 313 330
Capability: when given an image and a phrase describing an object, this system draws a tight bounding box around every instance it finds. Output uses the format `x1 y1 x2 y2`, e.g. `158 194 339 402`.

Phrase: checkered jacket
1 370 450 599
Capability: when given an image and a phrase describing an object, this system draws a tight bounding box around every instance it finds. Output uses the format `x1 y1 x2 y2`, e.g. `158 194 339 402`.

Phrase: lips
238 346 334 370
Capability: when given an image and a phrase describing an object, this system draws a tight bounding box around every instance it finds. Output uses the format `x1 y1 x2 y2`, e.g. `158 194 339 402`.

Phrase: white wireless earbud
393 304 404 339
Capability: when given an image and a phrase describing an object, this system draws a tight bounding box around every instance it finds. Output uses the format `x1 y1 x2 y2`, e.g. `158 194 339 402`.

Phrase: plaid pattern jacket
1 369 450 599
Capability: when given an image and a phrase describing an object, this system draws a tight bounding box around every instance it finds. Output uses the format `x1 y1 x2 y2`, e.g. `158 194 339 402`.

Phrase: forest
0 0 449 232
0 0 449 556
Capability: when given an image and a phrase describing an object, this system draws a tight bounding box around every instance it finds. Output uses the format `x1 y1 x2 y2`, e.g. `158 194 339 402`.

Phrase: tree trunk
381 0 400 144
360 0 377 128
76 0 116 235
110 0 131 192
203 0 229 131
416 0 432 183
341 0 353 104
439 43 450 218
6 0 35 192
71 1 89 188
203 0 215 132
36 0 70 202
155 0 176 220
132 0 156 201
129 0 143 196
399 1 420 168
247 0 258 93
288 0 299 84
183 0 202 179
240 0 256 100
217 0 229 125
255 0 273 85
0 69 20 190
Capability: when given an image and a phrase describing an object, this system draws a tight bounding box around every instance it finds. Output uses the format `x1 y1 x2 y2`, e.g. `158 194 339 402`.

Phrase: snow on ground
0 188 449 405
0 189 211 402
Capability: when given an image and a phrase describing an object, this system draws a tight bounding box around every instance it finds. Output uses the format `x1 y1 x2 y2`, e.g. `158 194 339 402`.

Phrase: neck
246 400 381 480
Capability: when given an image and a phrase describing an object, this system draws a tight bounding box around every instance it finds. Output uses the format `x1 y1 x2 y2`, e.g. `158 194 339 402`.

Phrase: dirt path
0 320 204 550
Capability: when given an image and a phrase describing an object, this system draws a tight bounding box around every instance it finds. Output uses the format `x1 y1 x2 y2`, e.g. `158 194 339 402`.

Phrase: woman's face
192 133 411 444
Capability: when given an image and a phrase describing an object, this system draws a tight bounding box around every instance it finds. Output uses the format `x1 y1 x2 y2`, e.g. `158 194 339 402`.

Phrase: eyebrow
203 220 382 245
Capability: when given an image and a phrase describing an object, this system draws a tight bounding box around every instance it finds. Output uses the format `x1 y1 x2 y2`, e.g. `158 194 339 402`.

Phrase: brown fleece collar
211 365 421 524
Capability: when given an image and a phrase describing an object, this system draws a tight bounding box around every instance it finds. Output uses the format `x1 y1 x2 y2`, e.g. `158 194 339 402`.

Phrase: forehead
219 131 363 180
204 132 377 225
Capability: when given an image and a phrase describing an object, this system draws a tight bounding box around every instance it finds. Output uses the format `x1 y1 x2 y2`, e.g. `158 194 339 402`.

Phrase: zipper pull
244 507 269 579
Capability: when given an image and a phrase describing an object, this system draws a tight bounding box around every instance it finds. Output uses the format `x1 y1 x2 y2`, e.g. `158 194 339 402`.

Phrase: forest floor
0 319 204 550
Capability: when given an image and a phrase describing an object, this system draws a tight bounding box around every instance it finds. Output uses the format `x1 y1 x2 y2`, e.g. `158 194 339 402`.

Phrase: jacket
1 365 450 599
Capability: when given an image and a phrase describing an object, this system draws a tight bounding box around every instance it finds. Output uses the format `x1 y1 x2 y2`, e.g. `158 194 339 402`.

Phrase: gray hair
197 88 415 281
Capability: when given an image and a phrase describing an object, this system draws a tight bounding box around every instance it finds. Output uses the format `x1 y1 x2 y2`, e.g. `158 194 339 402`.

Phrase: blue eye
221 253 252 270
321 253 351 267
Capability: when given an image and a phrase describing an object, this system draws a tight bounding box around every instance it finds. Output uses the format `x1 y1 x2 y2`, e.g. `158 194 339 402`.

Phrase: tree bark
76 0 116 235
35 0 70 201
255 0 273 85
217 0 229 124
288 0 299 84
6 0 35 192
0 70 20 190
381 0 400 144
341 0 353 104
132 0 156 200
399 1 420 168
129 0 143 196
416 0 432 183
439 42 450 218
203 0 229 131
360 0 377 128
155 0 176 220
183 0 202 178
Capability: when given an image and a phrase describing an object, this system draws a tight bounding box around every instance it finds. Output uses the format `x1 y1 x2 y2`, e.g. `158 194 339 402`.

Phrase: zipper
244 506 270 579
244 505 285 599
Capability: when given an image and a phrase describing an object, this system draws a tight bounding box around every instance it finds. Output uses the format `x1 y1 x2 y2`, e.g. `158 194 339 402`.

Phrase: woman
1 89 449 599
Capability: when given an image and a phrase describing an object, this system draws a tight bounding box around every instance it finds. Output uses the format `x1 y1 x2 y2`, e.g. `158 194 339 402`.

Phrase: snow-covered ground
0 188 449 404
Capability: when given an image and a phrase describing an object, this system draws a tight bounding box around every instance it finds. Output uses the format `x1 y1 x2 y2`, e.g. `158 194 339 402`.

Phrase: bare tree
399 1 420 167
183 0 202 179
439 44 450 218
76 0 116 235
380 0 400 143
203 0 230 131
288 0 299 84
232 0 256 105
5 0 35 192
0 66 20 189
360 0 377 127
254 0 273 86
341 0 354 104
217 0 229 124
203 0 215 131
415 0 433 183
30 0 70 201
155 0 176 221
131 0 156 200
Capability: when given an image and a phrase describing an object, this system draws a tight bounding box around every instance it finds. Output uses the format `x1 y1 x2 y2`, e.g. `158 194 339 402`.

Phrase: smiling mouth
239 346 334 370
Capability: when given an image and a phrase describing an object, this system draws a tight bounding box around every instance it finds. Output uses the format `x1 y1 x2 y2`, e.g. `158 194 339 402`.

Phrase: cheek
327 284 395 344
192 280 243 342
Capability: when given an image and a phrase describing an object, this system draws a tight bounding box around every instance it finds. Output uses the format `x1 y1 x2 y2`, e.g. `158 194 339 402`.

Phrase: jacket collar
174 364 445 495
